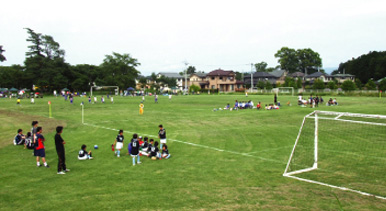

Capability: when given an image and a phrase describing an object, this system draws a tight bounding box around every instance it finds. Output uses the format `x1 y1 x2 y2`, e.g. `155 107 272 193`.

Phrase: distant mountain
324 67 338 74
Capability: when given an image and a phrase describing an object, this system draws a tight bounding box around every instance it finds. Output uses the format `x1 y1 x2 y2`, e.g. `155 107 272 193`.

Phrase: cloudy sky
1 0 385 75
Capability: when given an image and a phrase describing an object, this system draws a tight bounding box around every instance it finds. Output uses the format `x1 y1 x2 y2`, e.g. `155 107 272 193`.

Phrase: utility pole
184 61 188 95
250 63 254 91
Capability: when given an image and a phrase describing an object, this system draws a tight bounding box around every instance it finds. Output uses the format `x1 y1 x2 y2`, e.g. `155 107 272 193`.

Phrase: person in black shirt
55 126 68 174
13 129 25 145
162 144 171 159
158 124 166 150
114 130 124 157
149 141 161 160
78 145 93 160
130 134 141 166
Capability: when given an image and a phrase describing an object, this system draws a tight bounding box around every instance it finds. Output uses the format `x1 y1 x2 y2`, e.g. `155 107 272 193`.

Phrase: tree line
0 28 140 92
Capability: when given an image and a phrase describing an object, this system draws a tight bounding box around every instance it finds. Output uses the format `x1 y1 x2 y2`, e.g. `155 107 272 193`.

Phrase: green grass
1 94 386 210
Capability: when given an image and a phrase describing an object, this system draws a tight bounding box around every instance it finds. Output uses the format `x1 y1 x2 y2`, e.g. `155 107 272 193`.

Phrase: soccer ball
94 145 98 149
151 156 156 160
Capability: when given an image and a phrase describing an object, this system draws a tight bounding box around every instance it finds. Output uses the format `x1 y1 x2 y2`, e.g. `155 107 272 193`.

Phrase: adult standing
55 126 69 174
274 94 277 105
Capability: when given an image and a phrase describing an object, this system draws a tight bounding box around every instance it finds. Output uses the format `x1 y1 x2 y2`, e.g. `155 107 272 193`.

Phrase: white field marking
246 145 294 155
82 122 284 164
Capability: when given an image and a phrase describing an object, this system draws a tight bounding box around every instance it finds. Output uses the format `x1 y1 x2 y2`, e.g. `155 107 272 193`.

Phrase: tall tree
24 28 69 91
274 47 299 73
99 52 140 89
0 45 6 62
187 66 196 75
275 47 322 74
296 48 322 75
254 61 268 72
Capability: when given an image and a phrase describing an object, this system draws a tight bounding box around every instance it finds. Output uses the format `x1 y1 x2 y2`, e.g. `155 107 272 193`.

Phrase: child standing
139 102 144 115
34 127 49 167
130 134 141 166
114 130 124 157
158 124 166 150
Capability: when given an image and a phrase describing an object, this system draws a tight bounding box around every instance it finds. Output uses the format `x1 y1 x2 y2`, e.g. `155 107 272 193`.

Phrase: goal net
90 86 119 96
283 111 386 200
273 87 294 96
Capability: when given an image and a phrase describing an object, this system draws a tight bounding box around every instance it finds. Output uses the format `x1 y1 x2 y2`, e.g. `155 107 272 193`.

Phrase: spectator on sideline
13 129 25 145
55 126 69 175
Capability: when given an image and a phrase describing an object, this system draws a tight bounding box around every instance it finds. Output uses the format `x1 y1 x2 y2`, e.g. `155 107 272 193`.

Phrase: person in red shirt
34 127 49 168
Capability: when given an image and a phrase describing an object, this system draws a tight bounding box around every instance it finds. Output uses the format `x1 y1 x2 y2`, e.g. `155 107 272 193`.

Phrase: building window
219 76 223 80
211 85 215 89
211 77 215 80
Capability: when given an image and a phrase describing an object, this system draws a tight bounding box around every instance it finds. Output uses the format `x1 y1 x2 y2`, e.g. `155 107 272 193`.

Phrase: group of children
13 121 94 175
113 124 171 166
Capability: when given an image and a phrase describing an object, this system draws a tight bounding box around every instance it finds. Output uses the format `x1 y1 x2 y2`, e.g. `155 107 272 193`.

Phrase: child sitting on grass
149 141 161 160
78 145 93 160
162 144 171 159
13 129 25 145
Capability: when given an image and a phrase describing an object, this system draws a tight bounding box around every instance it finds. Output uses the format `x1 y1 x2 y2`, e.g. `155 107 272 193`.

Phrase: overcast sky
1 0 386 75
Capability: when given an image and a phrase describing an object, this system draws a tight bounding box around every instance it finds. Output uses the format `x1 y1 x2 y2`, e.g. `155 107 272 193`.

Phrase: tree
296 77 303 89
189 84 201 93
341 80 356 91
275 47 322 74
379 79 386 91
187 66 196 75
296 48 322 75
256 81 265 89
255 61 267 72
283 77 296 88
355 78 363 90
138 77 147 88
0 45 6 62
235 71 243 81
24 28 70 92
338 51 386 83
312 79 325 89
265 81 273 89
150 72 157 81
365 79 376 90
327 81 337 89
99 52 140 90
275 47 299 73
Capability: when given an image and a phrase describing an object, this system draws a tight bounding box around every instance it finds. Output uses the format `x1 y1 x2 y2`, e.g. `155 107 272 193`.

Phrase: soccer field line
82 122 284 164
246 145 294 155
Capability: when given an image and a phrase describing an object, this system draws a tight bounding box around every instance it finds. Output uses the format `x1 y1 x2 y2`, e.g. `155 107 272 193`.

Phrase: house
288 72 305 79
244 72 277 87
205 69 238 92
331 74 355 84
157 72 184 90
305 72 333 84
189 72 208 89
270 70 287 84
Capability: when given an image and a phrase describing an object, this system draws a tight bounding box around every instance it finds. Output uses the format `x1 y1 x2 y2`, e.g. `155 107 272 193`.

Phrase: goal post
273 87 294 96
90 86 119 96
284 110 386 200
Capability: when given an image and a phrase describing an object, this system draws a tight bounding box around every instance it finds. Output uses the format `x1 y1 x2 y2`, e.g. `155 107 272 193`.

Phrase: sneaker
117 155 120 158
133 164 136 166
65 169 70 172
57 171 65 175
45 165 50 168
89 157 94 160
137 162 142 164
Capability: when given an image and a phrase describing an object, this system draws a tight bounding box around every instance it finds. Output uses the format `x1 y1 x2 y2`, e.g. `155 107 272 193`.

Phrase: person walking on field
139 102 144 115
55 126 69 174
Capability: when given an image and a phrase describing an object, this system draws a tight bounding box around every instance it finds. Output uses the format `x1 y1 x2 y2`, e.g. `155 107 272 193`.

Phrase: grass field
1 94 386 210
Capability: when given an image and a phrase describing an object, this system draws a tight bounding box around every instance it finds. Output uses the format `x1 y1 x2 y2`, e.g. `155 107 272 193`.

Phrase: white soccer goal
273 87 294 96
283 110 386 200
90 86 119 96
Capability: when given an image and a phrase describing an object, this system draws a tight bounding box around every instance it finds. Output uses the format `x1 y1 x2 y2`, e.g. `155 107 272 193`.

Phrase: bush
341 80 356 91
